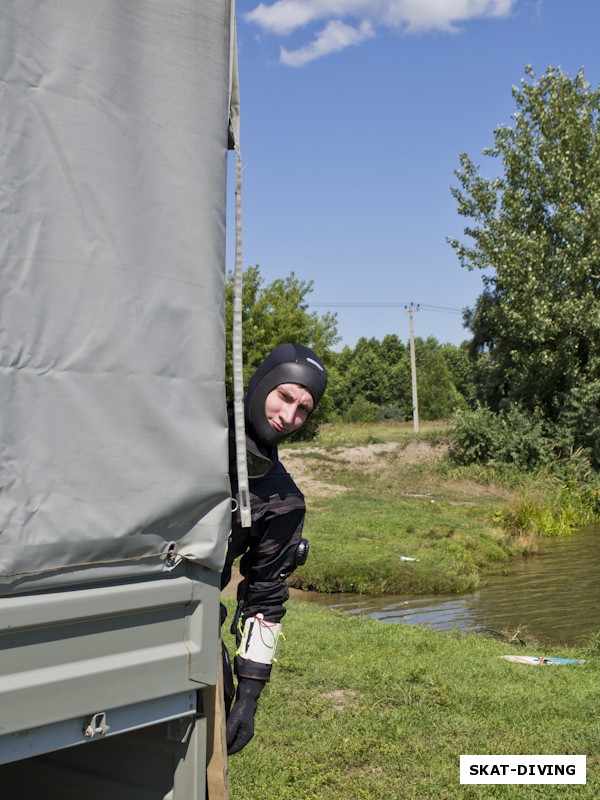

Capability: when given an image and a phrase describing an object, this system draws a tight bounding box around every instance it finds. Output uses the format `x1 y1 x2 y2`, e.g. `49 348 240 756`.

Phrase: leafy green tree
329 335 466 421
330 338 388 415
440 341 477 407
225 266 339 434
379 334 412 416
379 333 407 368
415 338 466 420
329 336 413 418
449 66 600 461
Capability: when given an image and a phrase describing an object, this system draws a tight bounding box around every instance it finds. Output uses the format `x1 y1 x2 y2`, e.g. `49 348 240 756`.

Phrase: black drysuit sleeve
232 478 305 682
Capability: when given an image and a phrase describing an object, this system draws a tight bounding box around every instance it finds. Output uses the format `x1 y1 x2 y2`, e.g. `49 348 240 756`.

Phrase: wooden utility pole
407 304 419 433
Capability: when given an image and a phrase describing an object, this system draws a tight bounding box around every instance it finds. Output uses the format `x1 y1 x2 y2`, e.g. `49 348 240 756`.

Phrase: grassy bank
281 422 598 595
225 597 600 799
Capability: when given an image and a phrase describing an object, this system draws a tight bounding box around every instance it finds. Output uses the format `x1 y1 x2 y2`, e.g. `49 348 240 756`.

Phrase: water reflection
308 525 600 645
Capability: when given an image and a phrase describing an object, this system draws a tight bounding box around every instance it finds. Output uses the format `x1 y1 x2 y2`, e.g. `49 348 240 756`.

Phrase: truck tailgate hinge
83 712 110 738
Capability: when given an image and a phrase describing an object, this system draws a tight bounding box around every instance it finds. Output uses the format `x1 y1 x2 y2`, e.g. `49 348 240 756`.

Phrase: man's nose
280 403 295 424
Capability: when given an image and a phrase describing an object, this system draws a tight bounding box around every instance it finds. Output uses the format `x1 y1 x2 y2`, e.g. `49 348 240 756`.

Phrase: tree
225 265 339 422
328 336 415 420
328 335 466 421
440 341 477 408
330 338 392 416
415 338 467 420
448 66 600 454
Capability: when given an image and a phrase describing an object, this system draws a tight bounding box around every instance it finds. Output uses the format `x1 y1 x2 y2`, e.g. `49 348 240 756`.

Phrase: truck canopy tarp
0 0 234 594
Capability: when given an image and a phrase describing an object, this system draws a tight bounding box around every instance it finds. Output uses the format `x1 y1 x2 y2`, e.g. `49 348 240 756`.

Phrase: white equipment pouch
237 614 282 665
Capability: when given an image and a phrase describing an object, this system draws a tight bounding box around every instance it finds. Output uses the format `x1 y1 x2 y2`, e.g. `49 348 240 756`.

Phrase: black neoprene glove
226 677 265 755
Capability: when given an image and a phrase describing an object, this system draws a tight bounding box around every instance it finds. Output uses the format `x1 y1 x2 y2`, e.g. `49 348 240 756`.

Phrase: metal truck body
0 1 236 795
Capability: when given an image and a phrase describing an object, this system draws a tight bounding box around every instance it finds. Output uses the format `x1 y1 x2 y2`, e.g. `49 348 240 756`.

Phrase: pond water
306 524 600 646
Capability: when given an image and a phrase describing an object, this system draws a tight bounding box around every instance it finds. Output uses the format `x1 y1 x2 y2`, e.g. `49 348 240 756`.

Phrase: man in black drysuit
222 343 327 755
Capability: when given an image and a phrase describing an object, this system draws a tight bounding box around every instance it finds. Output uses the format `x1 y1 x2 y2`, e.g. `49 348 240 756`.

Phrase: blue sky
228 0 600 348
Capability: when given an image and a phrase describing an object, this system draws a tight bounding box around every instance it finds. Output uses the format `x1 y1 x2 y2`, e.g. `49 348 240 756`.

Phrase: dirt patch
331 441 402 463
338 439 446 466
318 689 359 710
278 450 348 499
280 440 448 498
281 440 515 507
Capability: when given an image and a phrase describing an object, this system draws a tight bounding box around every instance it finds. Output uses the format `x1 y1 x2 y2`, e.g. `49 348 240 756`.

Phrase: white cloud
245 0 517 64
280 19 375 66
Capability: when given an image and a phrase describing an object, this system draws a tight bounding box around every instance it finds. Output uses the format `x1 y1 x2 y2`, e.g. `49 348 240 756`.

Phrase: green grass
288 420 450 450
296 493 512 594
282 422 598 595
226 423 600 797
225 597 600 799
285 429 523 595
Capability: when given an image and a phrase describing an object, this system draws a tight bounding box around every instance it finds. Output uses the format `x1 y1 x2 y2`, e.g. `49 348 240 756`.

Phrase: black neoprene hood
245 343 327 446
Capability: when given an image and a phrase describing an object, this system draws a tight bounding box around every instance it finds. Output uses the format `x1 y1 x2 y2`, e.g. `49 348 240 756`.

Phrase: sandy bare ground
279 439 447 499
280 439 510 503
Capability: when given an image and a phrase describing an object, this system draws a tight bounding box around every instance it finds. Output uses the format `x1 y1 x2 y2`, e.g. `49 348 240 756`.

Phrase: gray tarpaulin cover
0 1 234 594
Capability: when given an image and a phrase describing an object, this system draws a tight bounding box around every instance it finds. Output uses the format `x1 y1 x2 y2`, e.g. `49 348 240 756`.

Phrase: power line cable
309 301 464 314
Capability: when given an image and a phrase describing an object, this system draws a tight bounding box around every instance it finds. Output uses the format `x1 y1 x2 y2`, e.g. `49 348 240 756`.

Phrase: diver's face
264 383 314 437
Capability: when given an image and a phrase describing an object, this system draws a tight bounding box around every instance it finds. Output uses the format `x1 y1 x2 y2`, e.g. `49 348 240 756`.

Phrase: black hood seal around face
245 344 327 446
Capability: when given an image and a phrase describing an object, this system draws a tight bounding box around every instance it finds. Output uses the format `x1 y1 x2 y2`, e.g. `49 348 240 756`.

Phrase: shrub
553 380 600 470
448 406 504 466
343 397 378 423
375 404 407 422
495 406 554 470
448 405 553 470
